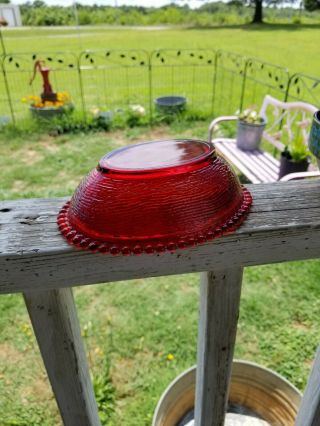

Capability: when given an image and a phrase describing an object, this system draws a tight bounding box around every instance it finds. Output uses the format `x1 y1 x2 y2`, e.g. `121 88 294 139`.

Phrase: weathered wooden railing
1 179 320 426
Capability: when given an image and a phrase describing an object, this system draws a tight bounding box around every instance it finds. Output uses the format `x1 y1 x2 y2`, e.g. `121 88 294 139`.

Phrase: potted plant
23 92 73 119
278 120 311 179
24 59 73 119
236 108 266 151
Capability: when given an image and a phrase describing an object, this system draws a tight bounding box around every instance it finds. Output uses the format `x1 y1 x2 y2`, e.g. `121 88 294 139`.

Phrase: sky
13 0 206 8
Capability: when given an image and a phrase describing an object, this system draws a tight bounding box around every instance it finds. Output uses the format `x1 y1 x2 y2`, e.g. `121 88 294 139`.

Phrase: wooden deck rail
1 179 320 426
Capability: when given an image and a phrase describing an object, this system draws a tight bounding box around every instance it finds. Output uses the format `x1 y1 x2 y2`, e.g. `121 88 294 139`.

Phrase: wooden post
194 268 243 426
295 347 320 426
24 288 101 426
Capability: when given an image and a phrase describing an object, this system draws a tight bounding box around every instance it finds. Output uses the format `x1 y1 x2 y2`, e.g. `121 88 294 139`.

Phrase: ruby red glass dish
57 139 252 255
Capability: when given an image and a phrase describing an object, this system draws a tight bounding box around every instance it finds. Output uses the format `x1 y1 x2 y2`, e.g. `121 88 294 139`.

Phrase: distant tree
197 0 294 24
304 0 320 11
0 0 10 3
251 0 263 23
33 0 46 8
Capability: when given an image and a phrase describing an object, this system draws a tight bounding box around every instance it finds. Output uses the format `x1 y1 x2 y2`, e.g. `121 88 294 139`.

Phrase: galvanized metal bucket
152 360 301 426
236 119 266 151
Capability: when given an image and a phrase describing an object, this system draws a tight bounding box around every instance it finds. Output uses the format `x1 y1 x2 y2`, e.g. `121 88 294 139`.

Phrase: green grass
0 125 320 425
2 24 320 74
1 24 320 122
1 25 320 425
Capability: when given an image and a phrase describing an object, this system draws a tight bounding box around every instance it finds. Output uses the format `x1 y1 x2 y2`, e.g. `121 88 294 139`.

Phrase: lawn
2 24 320 121
3 24 320 75
1 122 320 425
1 25 320 425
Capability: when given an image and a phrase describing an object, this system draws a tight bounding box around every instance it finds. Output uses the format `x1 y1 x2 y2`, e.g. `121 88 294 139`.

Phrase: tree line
1 1 320 27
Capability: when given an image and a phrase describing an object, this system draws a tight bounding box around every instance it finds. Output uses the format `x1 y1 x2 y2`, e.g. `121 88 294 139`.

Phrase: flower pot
236 119 266 151
278 152 310 180
308 110 320 169
155 96 187 114
152 361 301 426
30 104 73 120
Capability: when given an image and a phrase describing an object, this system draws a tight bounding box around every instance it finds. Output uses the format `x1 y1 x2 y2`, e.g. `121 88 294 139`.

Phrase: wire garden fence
0 48 319 124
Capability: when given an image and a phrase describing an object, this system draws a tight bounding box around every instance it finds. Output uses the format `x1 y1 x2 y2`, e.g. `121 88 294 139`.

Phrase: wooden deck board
1 180 320 294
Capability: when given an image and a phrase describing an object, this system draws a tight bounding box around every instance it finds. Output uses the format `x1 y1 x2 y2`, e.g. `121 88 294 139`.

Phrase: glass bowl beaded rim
57 191 252 256
57 139 253 256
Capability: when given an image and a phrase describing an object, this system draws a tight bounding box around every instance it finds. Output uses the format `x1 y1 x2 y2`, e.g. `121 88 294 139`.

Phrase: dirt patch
292 320 310 331
0 342 24 364
111 127 172 147
56 171 82 189
0 343 53 403
111 351 156 397
12 179 28 193
39 137 60 154
23 373 53 402
112 357 136 396
304 358 314 369
132 127 172 142
20 149 44 165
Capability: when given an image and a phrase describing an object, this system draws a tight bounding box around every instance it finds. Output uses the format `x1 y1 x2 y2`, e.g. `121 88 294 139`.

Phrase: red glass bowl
57 139 252 255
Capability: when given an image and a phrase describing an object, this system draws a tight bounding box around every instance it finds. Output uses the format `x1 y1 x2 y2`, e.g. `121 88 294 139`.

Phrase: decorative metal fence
150 48 216 117
212 50 246 116
241 57 289 111
0 49 319 125
286 73 320 106
2 52 80 123
79 49 150 115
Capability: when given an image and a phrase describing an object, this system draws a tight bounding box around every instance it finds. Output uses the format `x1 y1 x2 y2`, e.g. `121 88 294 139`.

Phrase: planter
155 96 186 114
30 104 73 120
236 119 266 151
308 109 320 169
152 361 301 426
96 111 113 123
0 116 10 126
278 152 310 180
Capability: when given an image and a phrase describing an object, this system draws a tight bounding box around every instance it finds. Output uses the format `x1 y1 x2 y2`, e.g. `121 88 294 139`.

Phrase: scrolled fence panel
241 58 289 111
0 48 318 127
0 57 14 123
79 49 150 116
2 51 80 120
213 50 246 117
150 49 216 116
286 73 320 108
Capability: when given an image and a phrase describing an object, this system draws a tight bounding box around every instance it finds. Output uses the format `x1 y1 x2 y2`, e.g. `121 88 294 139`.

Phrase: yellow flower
94 347 104 357
167 353 175 361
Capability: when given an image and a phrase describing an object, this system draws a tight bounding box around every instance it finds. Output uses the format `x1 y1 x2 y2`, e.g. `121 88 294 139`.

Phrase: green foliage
50 111 111 135
18 1 318 27
283 141 310 162
110 106 149 129
93 358 116 424
282 122 311 162
239 108 264 124
1 408 52 426
304 0 320 11
17 3 260 27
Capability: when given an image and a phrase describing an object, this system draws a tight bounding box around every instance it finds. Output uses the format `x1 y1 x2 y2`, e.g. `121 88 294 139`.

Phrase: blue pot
308 110 320 168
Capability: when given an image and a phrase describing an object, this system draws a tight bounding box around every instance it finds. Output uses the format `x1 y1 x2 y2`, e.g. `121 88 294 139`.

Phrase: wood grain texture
295 347 320 426
24 288 101 426
1 180 320 294
194 268 243 426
